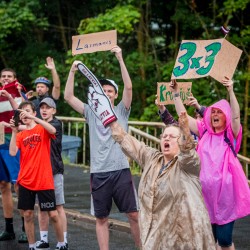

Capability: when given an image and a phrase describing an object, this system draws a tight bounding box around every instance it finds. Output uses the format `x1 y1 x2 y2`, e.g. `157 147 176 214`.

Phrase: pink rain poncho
196 99 250 225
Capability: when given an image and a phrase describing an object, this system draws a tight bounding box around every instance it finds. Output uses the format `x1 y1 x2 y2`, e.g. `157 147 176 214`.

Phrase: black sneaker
0 231 15 241
36 240 50 249
18 231 28 243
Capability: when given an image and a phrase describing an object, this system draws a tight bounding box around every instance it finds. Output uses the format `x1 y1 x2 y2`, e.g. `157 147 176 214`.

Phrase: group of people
0 57 68 250
0 44 250 250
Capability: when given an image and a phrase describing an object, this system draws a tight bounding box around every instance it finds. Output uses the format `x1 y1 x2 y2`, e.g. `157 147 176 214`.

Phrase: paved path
0 164 249 250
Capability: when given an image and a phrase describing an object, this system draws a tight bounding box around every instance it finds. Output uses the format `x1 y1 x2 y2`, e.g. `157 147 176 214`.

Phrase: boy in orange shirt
9 101 67 250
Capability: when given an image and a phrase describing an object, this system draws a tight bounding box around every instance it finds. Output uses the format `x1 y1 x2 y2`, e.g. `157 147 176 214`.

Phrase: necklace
158 158 174 176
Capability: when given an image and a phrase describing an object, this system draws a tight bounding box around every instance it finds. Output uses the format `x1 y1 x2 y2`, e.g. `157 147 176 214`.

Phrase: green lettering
159 84 166 101
196 42 221 75
173 42 196 77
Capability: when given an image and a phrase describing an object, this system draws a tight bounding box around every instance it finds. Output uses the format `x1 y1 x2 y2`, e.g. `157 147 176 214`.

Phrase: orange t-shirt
16 124 55 190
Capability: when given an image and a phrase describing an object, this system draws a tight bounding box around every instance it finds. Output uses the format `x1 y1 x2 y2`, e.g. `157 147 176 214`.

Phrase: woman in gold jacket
109 112 215 250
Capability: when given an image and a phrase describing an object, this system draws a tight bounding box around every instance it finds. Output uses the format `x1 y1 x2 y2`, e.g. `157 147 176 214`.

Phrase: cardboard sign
72 30 117 55
171 39 242 82
0 124 4 145
157 82 192 105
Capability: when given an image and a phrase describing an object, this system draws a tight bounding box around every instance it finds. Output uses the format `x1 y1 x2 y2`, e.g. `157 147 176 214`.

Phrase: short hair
1 68 17 78
160 124 181 139
18 101 36 112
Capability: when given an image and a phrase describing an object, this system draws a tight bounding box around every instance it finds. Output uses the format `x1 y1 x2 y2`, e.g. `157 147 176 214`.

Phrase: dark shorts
90 168 139 218
212 221 235 247
18 184 56 211
0 142 20 183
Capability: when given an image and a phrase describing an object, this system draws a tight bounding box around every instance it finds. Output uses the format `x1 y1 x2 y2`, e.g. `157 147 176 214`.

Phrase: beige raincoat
112 126 216 250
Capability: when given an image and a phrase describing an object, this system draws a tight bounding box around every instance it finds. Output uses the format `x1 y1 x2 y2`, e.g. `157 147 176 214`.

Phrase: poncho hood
203 99 231 134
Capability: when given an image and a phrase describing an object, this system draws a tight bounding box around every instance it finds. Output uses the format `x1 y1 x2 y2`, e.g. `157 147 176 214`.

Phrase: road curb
0 195 132 235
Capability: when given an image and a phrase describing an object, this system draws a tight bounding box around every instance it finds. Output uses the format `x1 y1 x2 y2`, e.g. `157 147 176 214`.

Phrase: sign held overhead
72 30 117 55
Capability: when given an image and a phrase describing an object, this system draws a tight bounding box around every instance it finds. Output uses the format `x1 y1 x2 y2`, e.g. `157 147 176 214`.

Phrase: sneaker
36 240 50 249
29 248 36 250
18 231 28 243
55 244 68 250
0 231 15 241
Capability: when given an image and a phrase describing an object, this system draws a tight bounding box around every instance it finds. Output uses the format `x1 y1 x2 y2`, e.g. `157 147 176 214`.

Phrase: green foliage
130 163 141 176
0 0 250 156
223 0 250 13
78 5 140 34
0 0 48 40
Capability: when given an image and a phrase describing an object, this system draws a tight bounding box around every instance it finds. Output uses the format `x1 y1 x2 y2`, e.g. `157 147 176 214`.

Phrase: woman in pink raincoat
171 77 250 250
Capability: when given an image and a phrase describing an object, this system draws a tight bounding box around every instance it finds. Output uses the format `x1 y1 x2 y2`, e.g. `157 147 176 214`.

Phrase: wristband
174 93 180 97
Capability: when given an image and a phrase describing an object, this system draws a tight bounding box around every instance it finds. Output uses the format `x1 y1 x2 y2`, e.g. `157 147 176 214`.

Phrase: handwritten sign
171 39 242 82
72 30 117 55
0 124 4 145
157 82 192 105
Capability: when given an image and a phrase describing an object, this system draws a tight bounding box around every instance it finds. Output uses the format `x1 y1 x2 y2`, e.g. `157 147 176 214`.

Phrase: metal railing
57 116 250 184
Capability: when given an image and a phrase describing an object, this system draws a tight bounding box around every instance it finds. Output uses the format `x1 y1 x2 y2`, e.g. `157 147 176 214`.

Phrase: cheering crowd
0 45 250 250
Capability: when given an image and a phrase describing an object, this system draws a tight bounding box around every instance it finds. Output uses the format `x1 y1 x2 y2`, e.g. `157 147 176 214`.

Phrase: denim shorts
0 142 20 183
212 221 235 247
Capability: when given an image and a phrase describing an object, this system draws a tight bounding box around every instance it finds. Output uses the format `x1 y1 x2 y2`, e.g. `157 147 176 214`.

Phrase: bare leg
56 205 67 240
48 210 64 243
38 208 49 231
0 181 13 218
126 211 141 248
96 217 109 250
23 210 35 244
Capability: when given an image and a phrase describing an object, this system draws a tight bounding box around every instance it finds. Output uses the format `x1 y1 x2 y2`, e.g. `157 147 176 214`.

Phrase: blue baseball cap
34 77 51 87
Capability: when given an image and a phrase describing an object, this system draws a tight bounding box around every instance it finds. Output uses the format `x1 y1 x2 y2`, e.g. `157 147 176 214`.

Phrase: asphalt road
0 165 249 250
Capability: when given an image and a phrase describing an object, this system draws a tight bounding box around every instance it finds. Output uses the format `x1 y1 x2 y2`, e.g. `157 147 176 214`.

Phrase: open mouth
164 142 170 149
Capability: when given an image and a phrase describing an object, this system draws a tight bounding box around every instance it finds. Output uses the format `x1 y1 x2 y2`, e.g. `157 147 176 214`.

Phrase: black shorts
90 168 139 218
18 184 56 211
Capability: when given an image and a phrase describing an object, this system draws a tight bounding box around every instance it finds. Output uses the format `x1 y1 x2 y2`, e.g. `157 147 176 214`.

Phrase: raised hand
111 45 122 61
155 95 166 113
169 79 179 93
186 93 201 110
221 76 234 92
45 57 55 70
178 111 189 132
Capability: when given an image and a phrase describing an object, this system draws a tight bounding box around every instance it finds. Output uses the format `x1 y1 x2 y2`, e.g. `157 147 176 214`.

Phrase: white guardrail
57 116 250 184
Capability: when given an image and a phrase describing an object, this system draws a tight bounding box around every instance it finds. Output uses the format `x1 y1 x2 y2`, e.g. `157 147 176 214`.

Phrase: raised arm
64 61 85 115
177 111 200 176
109 121 152 170
111 46 132 109
19 109 56 135
221 77 240 137
170 80 199 136
155 97 177 125
45 57 60 100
